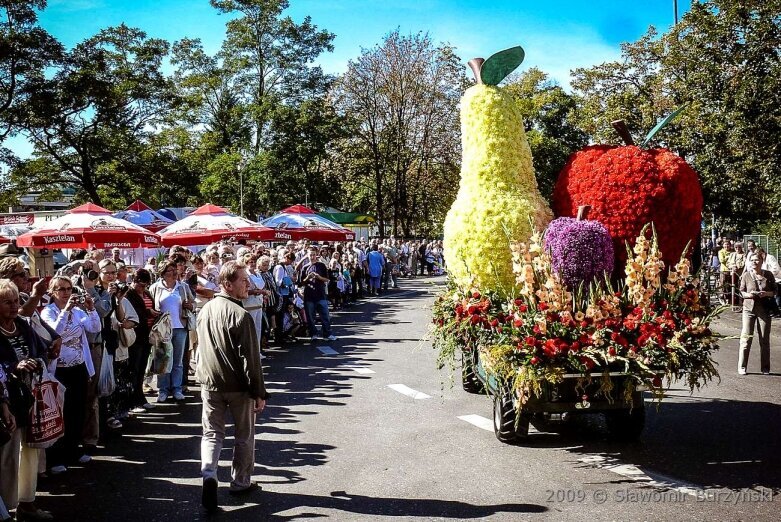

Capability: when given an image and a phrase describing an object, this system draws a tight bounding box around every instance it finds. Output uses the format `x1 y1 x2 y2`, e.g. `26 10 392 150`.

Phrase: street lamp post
674 0 678 24
237 153 247 217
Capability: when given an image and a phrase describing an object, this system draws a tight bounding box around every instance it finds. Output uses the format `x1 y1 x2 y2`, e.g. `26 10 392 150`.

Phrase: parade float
433 48 721 444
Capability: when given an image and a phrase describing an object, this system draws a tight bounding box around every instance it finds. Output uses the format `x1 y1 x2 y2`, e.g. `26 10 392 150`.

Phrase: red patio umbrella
261 205 356 242
16 203 162 249
157 204 276 246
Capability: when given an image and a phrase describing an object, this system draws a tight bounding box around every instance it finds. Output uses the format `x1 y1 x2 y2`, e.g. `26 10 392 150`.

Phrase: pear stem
576 205 591 220
611 120 635 146
468 58 485 84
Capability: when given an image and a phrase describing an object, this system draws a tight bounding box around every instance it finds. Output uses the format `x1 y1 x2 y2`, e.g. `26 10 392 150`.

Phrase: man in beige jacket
196 261 268 512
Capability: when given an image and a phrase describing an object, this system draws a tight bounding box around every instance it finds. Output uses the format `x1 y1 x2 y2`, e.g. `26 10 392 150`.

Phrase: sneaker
310 336 318 342
78 454 91 464
15 506 53 521
142 402 155 410
738 368 747 375
50 465 67 474
131 406 147 414
762 371 770 375
202 477 218 512
106 417 123 429
325 335 337 341
157 392 168 403
173 392 186 401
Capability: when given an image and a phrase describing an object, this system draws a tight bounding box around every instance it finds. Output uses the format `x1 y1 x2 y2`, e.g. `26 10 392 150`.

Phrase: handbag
5 373 34 427
177 285 197 330
26 366 66 449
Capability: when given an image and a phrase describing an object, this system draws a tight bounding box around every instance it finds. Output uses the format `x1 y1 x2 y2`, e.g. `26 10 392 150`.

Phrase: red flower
530 356 541 365
519 304 528 313
524 336 537 347
538 302 549 311
490 319 500 327
472 291 481 299
532 324 542 334
470 315 481 325
513 318 524 328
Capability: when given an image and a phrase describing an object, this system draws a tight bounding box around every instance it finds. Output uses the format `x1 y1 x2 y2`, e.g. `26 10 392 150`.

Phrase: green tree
211 0 335 154
332 30 464 237
12 24 177 206
570 1 781 232
0 0 62 146
504 68 588 199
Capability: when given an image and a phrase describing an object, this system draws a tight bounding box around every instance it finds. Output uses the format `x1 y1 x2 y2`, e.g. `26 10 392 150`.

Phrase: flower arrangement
443 52 552 295
544 215 614 290
433 225 722 410
552 144 703 268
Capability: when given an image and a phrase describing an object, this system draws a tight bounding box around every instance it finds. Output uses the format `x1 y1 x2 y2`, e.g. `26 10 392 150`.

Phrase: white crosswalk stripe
387 383 431 400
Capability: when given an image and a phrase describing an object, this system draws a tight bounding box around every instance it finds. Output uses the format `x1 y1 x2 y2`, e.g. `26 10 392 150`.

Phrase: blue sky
9 0 691 157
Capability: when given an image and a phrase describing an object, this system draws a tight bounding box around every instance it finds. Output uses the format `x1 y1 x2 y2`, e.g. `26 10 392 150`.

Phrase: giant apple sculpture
552 119 703 268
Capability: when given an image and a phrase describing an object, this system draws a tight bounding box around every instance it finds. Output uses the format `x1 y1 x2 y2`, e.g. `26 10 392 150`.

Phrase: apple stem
576 205 591 220
468 58 485 84
611 120 635 146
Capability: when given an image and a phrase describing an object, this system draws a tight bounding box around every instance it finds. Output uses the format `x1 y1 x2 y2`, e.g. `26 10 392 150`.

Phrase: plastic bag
98 348 115 397
26 366 66 449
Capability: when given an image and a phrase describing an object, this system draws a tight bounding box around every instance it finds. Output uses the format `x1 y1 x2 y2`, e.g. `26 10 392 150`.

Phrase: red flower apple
552 120 703 268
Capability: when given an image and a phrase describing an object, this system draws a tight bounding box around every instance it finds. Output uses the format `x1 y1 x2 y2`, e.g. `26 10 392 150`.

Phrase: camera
115 282 128 293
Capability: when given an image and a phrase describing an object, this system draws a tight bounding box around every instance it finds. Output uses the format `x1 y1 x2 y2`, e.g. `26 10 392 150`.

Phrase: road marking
579 454 703 497
458 414 493 431
317 345 338 355
458 414 539 433
387 384 431 400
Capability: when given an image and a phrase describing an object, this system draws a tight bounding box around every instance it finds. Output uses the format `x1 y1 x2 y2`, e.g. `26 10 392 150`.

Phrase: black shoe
229 482 261 496
202 477 218 512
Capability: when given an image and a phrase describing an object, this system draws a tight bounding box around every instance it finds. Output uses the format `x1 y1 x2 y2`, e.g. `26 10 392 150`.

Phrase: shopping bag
148 340 173 376
98 348 116 397
26 367 66 449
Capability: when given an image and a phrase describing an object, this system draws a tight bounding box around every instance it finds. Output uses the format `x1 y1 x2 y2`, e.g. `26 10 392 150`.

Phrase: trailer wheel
604 405 645 442
461 352 483 394
493 394 529 443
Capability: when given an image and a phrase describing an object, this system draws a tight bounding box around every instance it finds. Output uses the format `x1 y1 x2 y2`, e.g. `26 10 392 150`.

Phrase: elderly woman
41 276 101 474
0 280 53 520
241 253 265 351
738 252 777 375
149 260 193 402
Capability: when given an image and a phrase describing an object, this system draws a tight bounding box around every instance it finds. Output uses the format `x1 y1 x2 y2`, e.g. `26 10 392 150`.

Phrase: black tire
604 405 646 442
493 393 530 443
461 352 483 394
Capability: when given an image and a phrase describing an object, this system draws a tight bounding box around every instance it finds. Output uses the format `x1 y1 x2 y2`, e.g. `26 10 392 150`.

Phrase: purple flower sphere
544 217 615 290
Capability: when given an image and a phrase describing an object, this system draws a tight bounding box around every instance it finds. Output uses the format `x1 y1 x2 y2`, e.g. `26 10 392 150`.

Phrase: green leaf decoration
641 104 689 148
481 46 525 86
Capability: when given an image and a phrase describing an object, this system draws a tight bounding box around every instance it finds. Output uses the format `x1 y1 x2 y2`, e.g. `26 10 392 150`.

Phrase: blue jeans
305 299 332 338
158 328 188 394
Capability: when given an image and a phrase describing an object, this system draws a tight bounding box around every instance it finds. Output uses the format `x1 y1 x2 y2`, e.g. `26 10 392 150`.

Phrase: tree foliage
504 68 588 200
571 0 781 233
332 30 465 237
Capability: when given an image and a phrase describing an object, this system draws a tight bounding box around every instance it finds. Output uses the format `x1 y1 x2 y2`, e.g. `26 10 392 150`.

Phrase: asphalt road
35 276 780 521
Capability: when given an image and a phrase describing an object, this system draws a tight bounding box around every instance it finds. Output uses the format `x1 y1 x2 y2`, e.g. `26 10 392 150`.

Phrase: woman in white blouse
41 276 101 474
149 260 193 403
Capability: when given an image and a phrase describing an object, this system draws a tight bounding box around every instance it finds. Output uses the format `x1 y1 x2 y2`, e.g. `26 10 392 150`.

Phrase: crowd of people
0 236 445 520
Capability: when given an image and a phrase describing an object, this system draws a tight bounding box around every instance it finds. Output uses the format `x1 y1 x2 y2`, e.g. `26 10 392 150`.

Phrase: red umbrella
157 204 276 246
16 203 162 249
261 205 355 242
